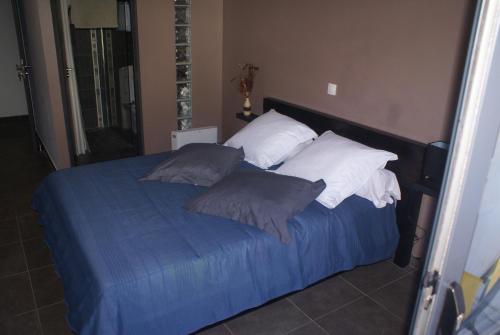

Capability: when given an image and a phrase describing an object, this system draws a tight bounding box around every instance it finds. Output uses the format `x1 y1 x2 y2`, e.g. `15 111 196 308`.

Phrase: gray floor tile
31 266 64 308
317 297 405 335
0 273 35 320
404 265 418 275
23 238 52 269
18 213 42 241
0 311 41 335
0 198 17 221
289 276 362 319
196 323 232 335
15 206 38 219
0 243 26 277
39 303 72 335
287 322 327 335
227 299 309 335
341 261 407 294
370 273 420 323
13 188 36 211
407 258 422 274
0 219 19 247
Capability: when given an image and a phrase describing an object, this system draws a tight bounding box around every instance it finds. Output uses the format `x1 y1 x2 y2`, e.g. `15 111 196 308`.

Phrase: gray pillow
185 170 326 243
141 143 244 187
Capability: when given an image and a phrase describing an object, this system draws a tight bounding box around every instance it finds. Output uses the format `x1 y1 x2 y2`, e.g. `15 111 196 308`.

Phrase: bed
32 98 425 334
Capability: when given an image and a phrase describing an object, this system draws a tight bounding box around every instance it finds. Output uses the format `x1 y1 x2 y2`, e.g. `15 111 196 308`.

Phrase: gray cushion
185 170 326 243
141 143 244 186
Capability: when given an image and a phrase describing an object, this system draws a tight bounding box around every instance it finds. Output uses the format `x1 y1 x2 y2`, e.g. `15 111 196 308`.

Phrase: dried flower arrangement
231 63 259 116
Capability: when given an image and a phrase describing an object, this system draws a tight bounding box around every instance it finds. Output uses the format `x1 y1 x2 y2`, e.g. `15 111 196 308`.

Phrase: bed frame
263 97 426 267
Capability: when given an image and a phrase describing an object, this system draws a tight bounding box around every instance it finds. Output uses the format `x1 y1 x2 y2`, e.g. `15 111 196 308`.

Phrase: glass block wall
174 0 192 130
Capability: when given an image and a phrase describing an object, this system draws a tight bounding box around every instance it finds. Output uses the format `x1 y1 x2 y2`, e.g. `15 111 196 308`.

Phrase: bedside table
394 141 448 267
236 112 258 123
394 179 440 267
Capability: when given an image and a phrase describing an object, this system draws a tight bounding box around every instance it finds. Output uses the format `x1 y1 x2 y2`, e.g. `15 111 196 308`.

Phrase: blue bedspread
32 153 399 335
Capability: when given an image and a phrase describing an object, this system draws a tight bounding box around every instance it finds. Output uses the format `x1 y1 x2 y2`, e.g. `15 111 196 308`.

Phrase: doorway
0 1 29 120
52 0 142 165
411 0 500 333
2 0 38 154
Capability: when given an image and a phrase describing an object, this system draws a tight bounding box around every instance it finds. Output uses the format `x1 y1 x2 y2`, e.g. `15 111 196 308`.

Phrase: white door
411 1 500 333
0 0 28 118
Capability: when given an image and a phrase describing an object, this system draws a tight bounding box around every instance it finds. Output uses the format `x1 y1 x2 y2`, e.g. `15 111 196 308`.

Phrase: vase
243 96 252 116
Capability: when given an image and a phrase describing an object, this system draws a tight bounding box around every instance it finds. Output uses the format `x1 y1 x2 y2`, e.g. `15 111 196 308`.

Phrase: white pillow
283 139 314 162
275 131 398 208
355 169 401 208
224 110 318 169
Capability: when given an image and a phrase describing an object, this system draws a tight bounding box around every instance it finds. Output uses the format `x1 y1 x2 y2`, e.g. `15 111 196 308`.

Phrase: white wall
465 129 500 277
22 0 71 169
0 0 28 118
464 36 500 277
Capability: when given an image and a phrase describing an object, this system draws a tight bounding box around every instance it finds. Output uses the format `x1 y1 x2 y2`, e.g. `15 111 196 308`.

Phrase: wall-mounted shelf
236 112 259 123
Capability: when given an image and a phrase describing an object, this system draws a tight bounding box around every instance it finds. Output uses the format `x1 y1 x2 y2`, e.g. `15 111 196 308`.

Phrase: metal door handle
65 67 73 78
437 281 466 334
450 282 466 331
16 64 31 81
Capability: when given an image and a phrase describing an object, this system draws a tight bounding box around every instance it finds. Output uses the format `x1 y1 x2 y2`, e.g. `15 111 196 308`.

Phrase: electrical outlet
327 83 337 96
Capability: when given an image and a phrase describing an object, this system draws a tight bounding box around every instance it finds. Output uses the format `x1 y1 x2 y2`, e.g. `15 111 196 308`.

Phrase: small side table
394 179 440 267
236 112 258 123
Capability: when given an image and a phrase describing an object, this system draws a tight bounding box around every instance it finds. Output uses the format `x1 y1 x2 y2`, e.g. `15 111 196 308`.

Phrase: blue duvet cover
32 153 399 335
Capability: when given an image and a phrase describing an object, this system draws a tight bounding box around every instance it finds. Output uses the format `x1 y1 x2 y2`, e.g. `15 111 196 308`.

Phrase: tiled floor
197 262 419 335
77 128 138 165
0 117 421 335
0 117 69 335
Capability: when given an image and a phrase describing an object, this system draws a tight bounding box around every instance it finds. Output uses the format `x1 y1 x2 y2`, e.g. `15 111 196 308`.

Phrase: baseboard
0 115 29 123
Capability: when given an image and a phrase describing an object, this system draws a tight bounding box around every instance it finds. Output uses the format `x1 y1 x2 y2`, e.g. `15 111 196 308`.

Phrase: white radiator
171 126 218 150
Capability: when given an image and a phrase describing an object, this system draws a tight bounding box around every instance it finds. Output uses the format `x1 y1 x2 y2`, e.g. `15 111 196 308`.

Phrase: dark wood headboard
263 97 426 266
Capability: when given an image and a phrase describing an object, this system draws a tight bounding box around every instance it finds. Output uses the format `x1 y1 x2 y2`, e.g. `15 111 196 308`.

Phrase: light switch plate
327 83 337 96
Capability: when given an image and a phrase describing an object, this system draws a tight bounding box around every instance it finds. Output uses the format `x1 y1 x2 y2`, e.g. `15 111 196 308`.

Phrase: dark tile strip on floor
0 208 70 335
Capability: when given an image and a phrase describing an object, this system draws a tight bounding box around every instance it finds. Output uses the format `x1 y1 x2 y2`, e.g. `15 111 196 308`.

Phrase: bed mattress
32 153 399 335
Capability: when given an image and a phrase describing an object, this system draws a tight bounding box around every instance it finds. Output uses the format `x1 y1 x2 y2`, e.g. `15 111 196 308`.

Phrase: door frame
50 0 77 166
11 0 38 152
50 0 145 166
411 0 500 333
130 0 144 156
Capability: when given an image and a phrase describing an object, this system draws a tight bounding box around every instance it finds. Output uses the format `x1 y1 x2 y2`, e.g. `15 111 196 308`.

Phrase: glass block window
174 0 192 130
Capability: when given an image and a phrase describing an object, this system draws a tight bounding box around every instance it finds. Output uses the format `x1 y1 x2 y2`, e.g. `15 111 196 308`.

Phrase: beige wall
222 0 474 143
23 0 70 169
136 0 177 153
17 0 472 167
191 0 223 138
137 0 224 153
